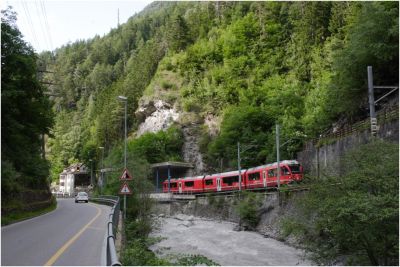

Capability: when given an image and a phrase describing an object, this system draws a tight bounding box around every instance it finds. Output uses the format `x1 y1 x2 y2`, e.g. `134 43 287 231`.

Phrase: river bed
150 214 311 266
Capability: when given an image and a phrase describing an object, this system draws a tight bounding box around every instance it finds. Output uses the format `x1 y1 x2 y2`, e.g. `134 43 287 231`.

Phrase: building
150 161 193 192
59 163 90 194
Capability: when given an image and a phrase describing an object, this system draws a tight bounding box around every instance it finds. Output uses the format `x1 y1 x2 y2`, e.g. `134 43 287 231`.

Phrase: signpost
119 182 132 195
119 168 133 220
120 168 133 181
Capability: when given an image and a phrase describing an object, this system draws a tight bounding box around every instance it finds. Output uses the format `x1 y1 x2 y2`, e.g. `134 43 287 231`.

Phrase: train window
170 183 177 188
205 179 213 186
223 176 239 185
185 181 194 187
268 169 276 177
281 167 290 175
289 164 301 173
248 172 260 181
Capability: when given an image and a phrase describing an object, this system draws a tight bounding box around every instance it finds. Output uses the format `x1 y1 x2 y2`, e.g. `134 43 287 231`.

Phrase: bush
122 238 170 266
235 191 263 228
161 80 174 90
288 140 399 265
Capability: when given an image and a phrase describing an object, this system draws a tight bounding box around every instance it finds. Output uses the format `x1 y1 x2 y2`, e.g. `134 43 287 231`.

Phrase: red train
162 160 303 194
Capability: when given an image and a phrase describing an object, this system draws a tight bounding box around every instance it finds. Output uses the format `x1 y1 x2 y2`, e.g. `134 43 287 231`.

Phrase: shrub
235 191 263 228
288 140 399 265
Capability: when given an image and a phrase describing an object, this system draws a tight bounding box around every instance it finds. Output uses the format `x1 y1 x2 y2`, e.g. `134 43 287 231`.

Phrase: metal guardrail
52 192 74 198
90 196 121 266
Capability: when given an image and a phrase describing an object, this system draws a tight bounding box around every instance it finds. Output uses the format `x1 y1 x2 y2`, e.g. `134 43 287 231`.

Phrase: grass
1 199 57 226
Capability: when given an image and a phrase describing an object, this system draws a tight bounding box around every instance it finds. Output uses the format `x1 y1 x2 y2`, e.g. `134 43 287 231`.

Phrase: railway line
164 183 310 201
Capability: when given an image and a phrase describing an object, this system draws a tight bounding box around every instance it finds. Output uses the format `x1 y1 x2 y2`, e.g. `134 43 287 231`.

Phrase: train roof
205 169 247 177
181 175 205 180
164 175 204 181
246 160 300 172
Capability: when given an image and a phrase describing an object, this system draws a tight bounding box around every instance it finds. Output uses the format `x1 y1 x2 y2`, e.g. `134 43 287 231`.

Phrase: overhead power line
40 0 54 50
34 0 50 51
20 1 40 50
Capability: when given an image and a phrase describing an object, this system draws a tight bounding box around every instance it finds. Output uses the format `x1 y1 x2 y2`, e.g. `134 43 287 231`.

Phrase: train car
162 176 204 194
245 160 303 189
203 174 217 193
204 170 246 192
178 176 205 194
162 178 180 193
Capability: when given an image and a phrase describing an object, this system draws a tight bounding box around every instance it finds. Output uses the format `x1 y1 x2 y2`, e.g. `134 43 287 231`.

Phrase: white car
75 192 89 203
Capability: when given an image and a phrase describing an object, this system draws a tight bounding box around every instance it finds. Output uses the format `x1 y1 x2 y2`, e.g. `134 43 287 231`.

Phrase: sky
2 0 153 53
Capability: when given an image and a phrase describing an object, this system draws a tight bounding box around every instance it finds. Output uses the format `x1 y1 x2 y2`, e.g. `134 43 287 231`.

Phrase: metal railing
52 192 74 198
90 195 121 266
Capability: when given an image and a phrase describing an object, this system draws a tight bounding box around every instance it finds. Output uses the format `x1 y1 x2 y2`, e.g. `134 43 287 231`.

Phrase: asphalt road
1 198 111 266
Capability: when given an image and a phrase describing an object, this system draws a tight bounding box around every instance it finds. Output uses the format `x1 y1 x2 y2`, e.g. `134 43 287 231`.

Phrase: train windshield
289 164 301 174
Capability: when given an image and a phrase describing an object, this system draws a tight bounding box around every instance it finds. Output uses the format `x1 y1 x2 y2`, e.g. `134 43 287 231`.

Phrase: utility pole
99 146 104 194
275 124 280 190
118 95 128 220
367 66 377 136
367 66 398 136
237 142 242 192
89 159 93 186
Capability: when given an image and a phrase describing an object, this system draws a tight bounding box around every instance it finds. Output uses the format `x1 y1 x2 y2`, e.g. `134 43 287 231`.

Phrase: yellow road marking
44 204 102 266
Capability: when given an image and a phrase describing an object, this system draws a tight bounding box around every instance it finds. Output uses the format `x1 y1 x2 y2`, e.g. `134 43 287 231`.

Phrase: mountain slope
40 1 398 181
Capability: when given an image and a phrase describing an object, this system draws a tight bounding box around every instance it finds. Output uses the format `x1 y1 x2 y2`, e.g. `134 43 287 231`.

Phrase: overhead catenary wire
18 0 54 52
34 0 50 51
20 0 40 50
40 0 54 50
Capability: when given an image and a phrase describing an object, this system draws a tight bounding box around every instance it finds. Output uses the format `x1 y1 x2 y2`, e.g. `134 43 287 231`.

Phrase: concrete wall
297 119 398 177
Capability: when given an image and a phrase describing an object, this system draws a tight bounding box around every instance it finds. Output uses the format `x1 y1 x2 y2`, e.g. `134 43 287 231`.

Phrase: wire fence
308 104 399 146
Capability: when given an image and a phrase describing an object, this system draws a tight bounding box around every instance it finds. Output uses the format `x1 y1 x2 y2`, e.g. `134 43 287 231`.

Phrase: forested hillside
40 1 398 181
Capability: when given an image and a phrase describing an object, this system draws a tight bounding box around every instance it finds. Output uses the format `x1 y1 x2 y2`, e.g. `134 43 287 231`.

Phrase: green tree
329 2 399 117
167 14 190 52
208 105 274 169
1 7 53 193
285 140 399 265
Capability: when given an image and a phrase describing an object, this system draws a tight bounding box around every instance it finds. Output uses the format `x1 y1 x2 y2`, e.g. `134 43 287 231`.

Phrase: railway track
173 183 310 199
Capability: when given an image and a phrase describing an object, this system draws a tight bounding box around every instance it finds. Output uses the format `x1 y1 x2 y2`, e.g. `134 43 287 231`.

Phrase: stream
150 214 311 266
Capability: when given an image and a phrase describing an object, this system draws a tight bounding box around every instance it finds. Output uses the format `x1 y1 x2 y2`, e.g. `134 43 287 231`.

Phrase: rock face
135 98 210 175
204 113 220 137
135 100 180 137
182 125 205 176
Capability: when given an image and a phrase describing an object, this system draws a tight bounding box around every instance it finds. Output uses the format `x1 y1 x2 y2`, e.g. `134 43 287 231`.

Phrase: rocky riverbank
150 214 312 266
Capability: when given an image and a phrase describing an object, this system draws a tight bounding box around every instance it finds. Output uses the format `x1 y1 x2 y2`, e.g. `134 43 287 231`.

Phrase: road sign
119 182 132 195
120 168 133 181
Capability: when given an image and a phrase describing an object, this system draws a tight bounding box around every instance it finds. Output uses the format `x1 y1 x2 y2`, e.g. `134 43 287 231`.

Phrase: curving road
1 198 111 266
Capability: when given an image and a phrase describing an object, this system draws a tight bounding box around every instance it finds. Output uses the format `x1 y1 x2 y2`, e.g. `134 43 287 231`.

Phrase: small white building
59 163 89 194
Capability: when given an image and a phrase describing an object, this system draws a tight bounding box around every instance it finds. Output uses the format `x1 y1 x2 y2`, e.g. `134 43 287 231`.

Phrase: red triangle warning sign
120 168 133 180
119 182 132 195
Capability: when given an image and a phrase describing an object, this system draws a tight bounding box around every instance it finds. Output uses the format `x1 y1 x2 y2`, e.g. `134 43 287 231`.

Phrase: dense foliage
38 2 398 177
282 140 399 265
1 8 53 206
